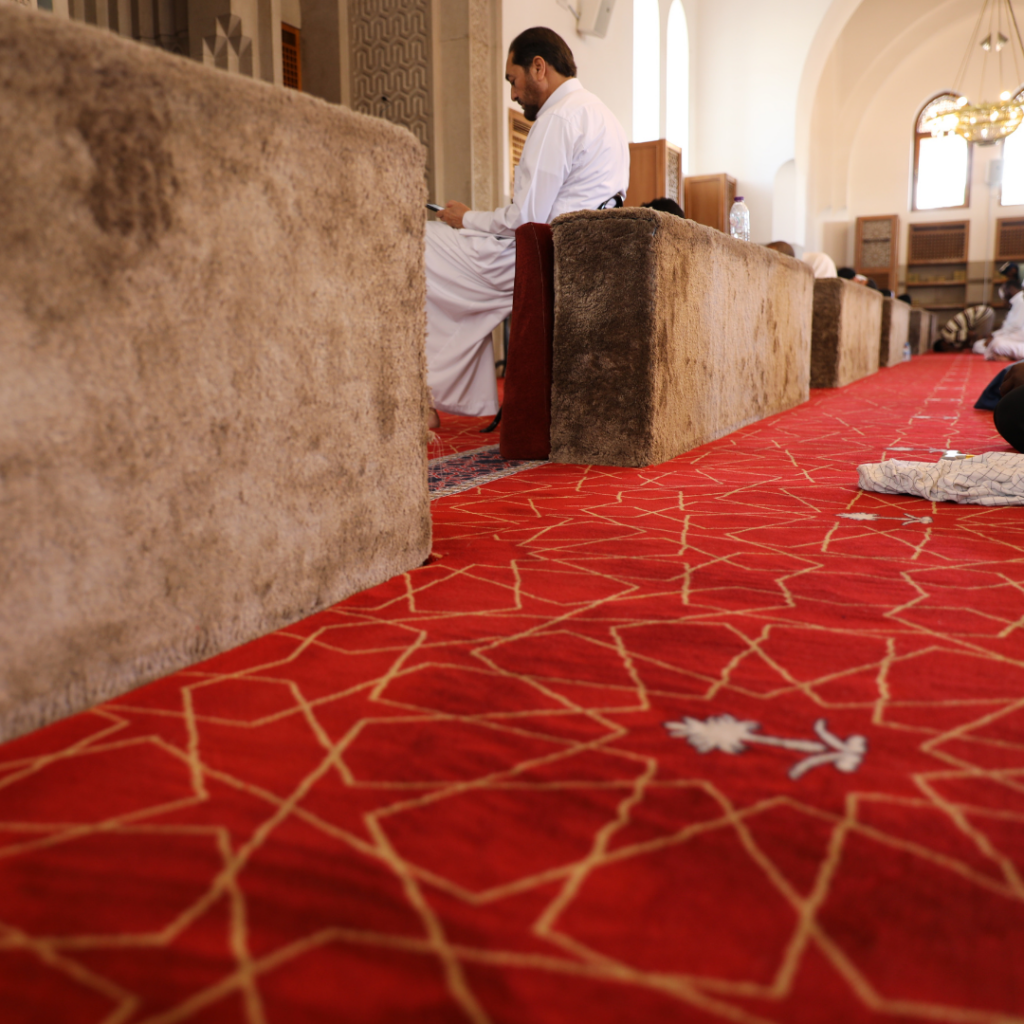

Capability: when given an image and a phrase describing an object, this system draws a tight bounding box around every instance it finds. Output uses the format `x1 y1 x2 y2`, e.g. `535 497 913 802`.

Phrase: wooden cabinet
682 173 736 233
854 215 898 293
905 220 970 312
625 140 683 209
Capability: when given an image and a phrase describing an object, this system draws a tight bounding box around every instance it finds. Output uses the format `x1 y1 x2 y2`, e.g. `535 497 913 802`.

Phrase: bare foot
427 408 440 430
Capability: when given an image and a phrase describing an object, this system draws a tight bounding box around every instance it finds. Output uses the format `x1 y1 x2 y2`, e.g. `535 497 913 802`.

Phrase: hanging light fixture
923 0 1024 143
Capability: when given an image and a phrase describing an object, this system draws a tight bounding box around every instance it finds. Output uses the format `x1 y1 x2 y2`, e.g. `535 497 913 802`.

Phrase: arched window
913 93 971 211
632 0 660 143
665 0 688 169
1003 88 1024 206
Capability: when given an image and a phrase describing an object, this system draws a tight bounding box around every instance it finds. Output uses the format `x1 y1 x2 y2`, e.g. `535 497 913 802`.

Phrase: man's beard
517 83 542 122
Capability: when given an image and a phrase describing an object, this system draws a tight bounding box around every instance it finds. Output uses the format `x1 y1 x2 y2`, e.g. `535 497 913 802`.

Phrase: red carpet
428 380 505 459
3 353 1024 1023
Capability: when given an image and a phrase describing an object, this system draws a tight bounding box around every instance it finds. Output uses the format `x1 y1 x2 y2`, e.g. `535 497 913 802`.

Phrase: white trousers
987 328 1024 361
424 221 516 417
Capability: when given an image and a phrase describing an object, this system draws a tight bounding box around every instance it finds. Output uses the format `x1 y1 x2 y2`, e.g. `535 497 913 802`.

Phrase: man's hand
999 361 1024 397
438 201 470 230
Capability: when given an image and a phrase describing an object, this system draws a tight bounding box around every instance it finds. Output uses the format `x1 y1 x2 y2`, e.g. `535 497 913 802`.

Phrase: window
665 0 688 170
913 93 971 211
632 0 660 143
1003 88 1024 206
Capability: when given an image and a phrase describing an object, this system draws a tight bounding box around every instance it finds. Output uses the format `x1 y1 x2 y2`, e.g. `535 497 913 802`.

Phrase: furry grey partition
908 309 931 355
549 208 813 468
881 297 911 367
811 279 883 387
0 5 431 741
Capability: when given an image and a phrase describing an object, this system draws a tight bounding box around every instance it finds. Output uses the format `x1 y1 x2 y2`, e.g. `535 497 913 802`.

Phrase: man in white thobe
986 291 1024 359
426 26 629 422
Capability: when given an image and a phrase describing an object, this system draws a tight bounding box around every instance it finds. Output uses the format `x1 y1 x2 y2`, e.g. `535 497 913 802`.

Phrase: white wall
815 0 1024 271
846 23 1024 268
686 0 835 243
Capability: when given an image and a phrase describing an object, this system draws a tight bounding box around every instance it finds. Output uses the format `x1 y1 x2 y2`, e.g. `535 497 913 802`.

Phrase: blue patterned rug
427 445 545 500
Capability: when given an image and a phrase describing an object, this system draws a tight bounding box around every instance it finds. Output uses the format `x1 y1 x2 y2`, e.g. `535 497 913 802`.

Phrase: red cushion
499 222 554 461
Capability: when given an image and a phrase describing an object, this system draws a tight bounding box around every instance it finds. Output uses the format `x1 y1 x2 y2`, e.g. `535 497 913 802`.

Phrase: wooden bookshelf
905 221 969 313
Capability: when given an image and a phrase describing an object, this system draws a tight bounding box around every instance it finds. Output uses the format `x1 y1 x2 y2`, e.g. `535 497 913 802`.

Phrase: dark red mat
3 354 1024 1023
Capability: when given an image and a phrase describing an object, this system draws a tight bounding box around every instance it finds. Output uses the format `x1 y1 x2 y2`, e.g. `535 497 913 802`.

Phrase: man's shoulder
547 84 623 132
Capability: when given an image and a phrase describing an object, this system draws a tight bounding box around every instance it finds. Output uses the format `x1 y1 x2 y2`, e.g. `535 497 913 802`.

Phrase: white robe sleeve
462 114 575 236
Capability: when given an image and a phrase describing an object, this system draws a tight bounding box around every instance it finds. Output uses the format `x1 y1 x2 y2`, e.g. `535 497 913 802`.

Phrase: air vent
908 222 968 263
997 217 1024 259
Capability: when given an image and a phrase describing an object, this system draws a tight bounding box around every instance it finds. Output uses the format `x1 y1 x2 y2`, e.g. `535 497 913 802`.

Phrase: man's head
507 27 576 121
765 241 795 258
642 197 685 218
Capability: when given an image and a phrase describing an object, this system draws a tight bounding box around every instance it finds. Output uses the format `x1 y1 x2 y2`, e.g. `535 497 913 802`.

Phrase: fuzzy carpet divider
2 354 1024 1023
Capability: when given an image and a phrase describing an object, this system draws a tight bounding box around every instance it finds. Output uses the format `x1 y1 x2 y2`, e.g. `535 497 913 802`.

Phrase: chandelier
923 0 1024 143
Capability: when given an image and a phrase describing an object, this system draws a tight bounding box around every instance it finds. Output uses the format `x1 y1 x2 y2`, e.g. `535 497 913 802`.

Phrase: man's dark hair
509 27 577 78
837 267 856 280
642 197 685 218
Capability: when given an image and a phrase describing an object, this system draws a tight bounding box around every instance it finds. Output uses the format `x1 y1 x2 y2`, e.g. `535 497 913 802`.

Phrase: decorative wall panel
468 0 494 209
349 0 431 150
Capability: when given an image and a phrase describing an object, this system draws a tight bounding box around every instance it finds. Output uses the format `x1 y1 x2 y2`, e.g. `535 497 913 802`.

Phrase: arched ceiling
799 0 1021 233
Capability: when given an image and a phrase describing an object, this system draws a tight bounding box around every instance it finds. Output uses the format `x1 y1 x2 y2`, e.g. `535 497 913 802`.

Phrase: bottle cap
734 196 744 202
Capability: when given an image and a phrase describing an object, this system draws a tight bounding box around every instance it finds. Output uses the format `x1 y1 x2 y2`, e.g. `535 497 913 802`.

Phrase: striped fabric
940 304 993 343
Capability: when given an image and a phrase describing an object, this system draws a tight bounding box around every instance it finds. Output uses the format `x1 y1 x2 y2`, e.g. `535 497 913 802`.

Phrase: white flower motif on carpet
664 713 868 780
836 512 933 525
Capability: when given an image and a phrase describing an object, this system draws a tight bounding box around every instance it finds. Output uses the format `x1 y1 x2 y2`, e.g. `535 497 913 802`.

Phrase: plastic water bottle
729 196 750 242
903 340 912 362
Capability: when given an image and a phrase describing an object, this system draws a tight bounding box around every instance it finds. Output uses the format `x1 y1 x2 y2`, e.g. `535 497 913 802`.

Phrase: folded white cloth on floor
857 451 1024 506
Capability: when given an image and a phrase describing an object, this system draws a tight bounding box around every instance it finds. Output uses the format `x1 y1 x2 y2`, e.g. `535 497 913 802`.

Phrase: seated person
641 197 685 218
934 304 994 352
836 266 874 286
998 260 1021 304
766 241 796 257
994 360 1024 452
802 252 837 278
985 282 1024 360
425 27 629 426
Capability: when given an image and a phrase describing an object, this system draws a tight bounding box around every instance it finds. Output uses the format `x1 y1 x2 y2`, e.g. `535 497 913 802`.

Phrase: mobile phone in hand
426 203 444 212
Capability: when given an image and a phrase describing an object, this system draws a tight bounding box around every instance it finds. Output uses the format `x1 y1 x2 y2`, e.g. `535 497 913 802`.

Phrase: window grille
282 24 301 91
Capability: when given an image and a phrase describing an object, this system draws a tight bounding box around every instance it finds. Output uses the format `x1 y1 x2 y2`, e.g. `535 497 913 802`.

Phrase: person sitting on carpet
984 277 1024 361
837 266 874 287
998 260 1020 304
934 304 994 352
641 197 685 218
424 27 629 429
802 252 837 278
995 360 1024 452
